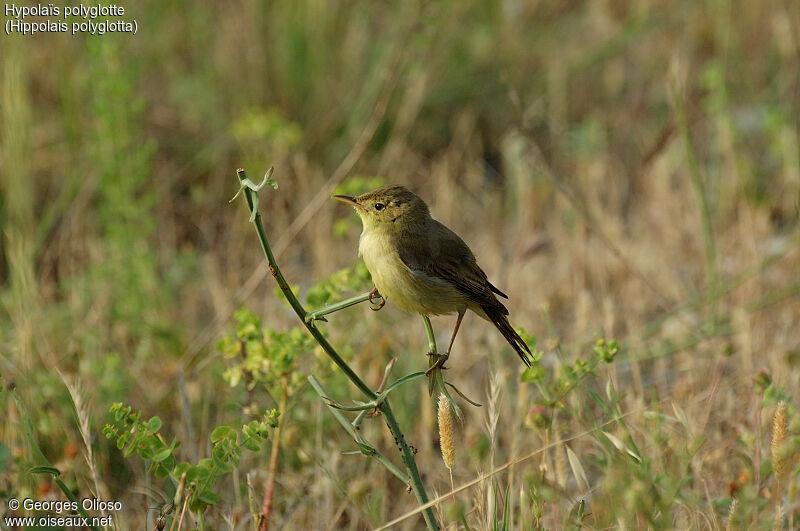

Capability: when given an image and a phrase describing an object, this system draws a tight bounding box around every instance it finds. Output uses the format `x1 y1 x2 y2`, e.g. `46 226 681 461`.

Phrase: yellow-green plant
102 403 278 522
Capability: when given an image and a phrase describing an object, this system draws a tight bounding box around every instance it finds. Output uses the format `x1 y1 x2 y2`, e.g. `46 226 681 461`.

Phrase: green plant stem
549 358 602 407
422 315 438 396
235 169 438 530
309 376 410 484
304 291 372 323
422 315 437 354
236 170 371 397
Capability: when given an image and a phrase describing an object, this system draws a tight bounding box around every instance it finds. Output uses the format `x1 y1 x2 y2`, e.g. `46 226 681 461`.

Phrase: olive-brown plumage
334 185 531 366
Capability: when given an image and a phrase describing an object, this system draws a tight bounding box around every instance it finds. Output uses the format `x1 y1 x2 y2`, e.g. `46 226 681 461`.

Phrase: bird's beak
333 195 359 207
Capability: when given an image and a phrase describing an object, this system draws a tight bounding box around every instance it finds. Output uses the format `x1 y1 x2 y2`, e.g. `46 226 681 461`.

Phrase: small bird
334 185 531 370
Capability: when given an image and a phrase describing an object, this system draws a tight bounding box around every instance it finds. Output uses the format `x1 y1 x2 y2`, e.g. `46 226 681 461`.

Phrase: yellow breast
358 228 468 316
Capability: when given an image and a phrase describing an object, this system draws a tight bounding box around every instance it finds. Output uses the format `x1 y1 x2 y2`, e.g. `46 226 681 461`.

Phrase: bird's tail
483 305 532 366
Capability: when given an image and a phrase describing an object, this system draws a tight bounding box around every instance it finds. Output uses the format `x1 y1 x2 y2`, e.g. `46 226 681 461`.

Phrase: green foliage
593 338 621 363
104 403 277 514
518 331 545 383
218 264 372 397
305 264 372 308
521 334 620 408
762 382 793 406
231 107 302 151
102 403 180 478
217 308 315 392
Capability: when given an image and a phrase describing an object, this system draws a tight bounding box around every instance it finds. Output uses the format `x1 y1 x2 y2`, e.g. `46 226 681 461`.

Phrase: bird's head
333 185 430 232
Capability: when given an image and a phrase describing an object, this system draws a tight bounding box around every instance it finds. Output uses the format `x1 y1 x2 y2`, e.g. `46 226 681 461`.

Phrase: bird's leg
425 310 465 376
368 287 386 311
445 310 465 356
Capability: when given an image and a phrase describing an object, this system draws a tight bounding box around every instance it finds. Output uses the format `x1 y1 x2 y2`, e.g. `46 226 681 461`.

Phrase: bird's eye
374 203 385 211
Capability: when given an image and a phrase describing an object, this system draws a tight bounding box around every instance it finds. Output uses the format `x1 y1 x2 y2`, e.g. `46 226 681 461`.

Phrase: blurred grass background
1 0 800 528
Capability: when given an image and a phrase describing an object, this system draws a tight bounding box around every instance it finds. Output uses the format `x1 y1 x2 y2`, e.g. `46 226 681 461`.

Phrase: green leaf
212 451 233 473
242 438 261 452
502 485 511 531
602 431 642 463
123 439 138 457
139 445 155 459
183 465 203 483
29 465 61 477
154 463 171 478
210 425 237 443
197 489 220 505
152 445 175 463
587 389 613 416
566 499 586 529
380 371 426 396
520 365 546 383
357 442 375 456
566 446 590 492
671 402 693 438
146 417 162 432
173 462 191 478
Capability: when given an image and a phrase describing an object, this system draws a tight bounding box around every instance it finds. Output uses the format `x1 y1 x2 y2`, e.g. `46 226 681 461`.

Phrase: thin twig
304 291 373 323
260 376 289 531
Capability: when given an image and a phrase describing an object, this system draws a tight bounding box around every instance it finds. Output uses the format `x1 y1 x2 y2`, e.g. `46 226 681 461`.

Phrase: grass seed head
772 401 789 482
438 394 455 470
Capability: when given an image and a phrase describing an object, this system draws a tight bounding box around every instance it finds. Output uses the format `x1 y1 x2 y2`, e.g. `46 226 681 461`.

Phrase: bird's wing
395 221 509 314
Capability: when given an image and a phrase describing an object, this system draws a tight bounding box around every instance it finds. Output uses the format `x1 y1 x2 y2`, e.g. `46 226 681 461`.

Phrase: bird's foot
425 352 450 376
368 288 385 311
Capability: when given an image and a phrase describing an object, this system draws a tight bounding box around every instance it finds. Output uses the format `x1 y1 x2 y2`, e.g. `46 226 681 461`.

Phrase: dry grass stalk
485 370 502 527
773 503 783 531
59 371 106 520
725 498 738 531
554 419 567 489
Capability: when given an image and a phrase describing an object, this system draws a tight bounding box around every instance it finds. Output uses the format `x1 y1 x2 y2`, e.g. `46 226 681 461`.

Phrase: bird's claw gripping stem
368 288 386 311
425 352 449 376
